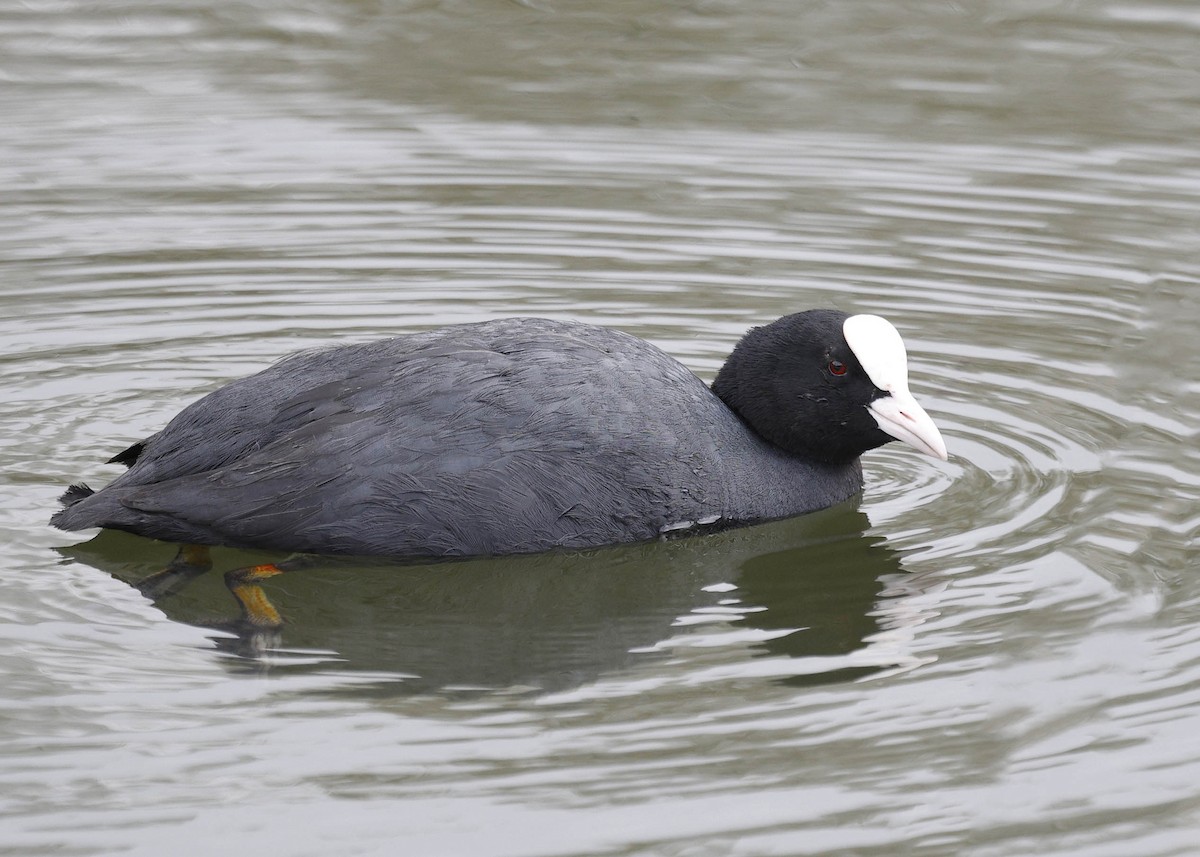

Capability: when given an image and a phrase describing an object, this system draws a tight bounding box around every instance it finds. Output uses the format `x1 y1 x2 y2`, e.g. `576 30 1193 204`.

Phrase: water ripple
5 4 1200 853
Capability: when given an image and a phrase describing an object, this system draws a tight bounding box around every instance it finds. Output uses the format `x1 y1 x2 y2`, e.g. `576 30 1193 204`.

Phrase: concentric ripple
5 2 1200 854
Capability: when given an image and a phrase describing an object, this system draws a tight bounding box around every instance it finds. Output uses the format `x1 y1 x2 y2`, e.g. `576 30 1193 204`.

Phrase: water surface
3 1 1199 855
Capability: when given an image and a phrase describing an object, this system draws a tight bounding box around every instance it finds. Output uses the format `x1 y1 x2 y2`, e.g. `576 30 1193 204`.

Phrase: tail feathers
51 483 99 531
58 483 95 507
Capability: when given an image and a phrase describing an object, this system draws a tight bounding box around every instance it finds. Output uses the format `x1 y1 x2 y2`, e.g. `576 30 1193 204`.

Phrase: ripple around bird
4 3 1200 854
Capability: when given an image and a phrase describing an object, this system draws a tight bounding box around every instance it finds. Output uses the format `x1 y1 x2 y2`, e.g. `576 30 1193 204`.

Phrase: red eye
828 360 847 376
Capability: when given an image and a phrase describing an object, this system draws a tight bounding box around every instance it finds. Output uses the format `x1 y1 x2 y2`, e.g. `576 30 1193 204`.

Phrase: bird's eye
828 360 847 376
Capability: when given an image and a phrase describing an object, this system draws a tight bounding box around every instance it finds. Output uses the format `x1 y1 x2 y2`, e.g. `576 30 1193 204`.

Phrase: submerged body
52 312 946 558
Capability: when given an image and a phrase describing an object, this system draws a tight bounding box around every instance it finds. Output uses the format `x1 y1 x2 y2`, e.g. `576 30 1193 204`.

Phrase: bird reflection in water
59 505 935 694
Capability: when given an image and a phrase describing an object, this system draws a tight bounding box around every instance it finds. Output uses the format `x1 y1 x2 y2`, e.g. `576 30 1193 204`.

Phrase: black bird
52 310 946 626
53 309 947 555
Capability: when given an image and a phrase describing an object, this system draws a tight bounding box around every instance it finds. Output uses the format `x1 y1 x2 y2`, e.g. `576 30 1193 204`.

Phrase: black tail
58 483 95 507
51 483 101 530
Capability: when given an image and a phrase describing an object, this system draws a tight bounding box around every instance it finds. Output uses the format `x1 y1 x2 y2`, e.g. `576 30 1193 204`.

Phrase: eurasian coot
53 310 947 558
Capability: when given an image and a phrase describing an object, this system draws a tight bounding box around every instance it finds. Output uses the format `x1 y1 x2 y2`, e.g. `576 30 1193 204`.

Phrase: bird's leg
135 544 213 599
224 556 311 630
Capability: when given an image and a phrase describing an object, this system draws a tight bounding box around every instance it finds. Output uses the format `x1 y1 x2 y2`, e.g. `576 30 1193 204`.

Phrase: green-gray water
3 2 1199 854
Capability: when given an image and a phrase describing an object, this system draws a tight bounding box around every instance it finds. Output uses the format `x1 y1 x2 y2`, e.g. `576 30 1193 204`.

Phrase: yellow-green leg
135 544 213 598
135 546 308 633
225 564 286 629
224 557 311 630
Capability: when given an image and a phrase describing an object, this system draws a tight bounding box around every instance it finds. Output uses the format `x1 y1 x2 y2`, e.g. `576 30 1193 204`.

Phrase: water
3 1 1199 854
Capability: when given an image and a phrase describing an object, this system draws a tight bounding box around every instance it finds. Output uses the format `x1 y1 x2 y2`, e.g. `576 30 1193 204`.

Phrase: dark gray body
52 318 863 557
